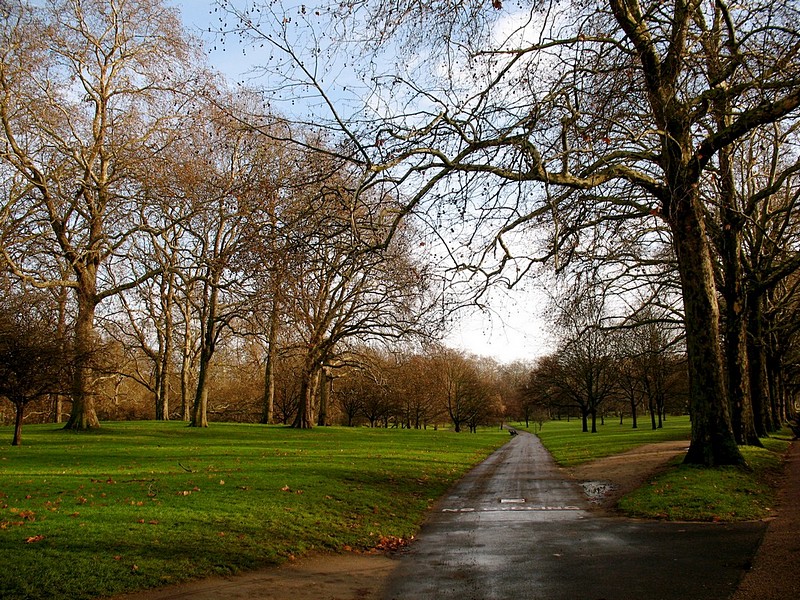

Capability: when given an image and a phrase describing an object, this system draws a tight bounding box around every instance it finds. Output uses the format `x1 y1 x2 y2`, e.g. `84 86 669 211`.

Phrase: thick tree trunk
292 363 317 429
52 394 64 423
718 144 760 446
156 286 174 421
317 369 330 427
191 347 212 428
669 187 744 466
191 385 209 428
64 293 101 430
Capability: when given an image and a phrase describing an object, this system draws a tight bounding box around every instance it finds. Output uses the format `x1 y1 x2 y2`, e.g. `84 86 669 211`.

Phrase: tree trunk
64 292 101 430
317 369 331 427
260 298 280 425
292 357 318 429
718 143 760 446
191 383 209 428
191 345 213 428
12 401 24 446
747 296 771 437
668 188 744 466
156 277 174 421
190 275 219 428
52 394 64 424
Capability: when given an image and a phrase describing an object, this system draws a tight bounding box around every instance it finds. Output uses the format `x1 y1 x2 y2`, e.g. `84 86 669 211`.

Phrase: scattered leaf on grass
25 535 45 544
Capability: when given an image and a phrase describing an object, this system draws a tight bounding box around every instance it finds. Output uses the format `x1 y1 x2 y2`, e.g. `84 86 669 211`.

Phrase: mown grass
617 433 792 521
526 415 692 466
0 422 507 600
526 416 792 523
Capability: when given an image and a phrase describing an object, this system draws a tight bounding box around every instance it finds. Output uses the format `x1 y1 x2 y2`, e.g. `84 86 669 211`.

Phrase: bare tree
0 0 205 429
0 289 71 445
218 0 800 464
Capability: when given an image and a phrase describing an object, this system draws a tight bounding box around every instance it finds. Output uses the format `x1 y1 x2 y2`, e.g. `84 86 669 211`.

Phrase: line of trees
214 0 800 465
0 0 442 442
2 1 800 460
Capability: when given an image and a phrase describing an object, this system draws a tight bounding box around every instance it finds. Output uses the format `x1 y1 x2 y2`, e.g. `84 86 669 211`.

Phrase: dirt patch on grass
565 440 690 511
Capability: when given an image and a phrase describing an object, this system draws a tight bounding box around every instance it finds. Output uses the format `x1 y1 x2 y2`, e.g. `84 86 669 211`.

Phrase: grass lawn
529 415 693 466
617 434 792 521
0 422 507 600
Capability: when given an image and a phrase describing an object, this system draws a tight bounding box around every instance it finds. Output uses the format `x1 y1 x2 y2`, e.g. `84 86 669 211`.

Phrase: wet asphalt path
382 431 765 600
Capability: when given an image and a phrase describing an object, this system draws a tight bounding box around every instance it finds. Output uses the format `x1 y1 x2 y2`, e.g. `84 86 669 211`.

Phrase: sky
169 1 552 363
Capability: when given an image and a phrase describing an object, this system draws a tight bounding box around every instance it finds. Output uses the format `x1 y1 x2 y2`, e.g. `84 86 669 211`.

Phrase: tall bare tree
0 0 204 429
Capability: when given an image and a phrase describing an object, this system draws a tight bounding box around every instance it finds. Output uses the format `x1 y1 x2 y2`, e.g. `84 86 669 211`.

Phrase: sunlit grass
0 422 506 600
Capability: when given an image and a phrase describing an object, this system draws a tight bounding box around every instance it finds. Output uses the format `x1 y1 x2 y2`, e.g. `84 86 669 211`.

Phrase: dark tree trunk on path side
667 184 744 466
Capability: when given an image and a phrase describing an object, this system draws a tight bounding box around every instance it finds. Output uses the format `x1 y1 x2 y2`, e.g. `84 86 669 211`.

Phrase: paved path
382 431 765 600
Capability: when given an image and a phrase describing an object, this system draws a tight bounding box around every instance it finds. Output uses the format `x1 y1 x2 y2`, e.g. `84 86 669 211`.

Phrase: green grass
528 415 692 466
0 422 507 600
617 432 792 521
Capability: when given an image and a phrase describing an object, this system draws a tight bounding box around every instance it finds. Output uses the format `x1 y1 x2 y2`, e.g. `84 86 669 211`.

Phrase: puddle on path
580 480 618 504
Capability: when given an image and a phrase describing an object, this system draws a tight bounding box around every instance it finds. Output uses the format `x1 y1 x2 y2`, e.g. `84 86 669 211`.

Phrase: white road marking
442 506 582 513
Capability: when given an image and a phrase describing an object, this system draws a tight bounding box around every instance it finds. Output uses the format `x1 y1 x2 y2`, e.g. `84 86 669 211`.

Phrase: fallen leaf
25 535 45 544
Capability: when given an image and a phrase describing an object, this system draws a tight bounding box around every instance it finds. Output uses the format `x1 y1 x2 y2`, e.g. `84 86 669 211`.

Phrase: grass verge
617 433 792 521
0 422 506 600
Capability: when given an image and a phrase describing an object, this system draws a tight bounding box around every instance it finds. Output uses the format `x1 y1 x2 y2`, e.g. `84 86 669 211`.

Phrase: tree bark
260 297 280 425
747 296 772 437
292 358 318 429
12 401 23 446
180 296 194 422
668 187 744 466
317 369 330 427
156 273 175 421
64 291 101 430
